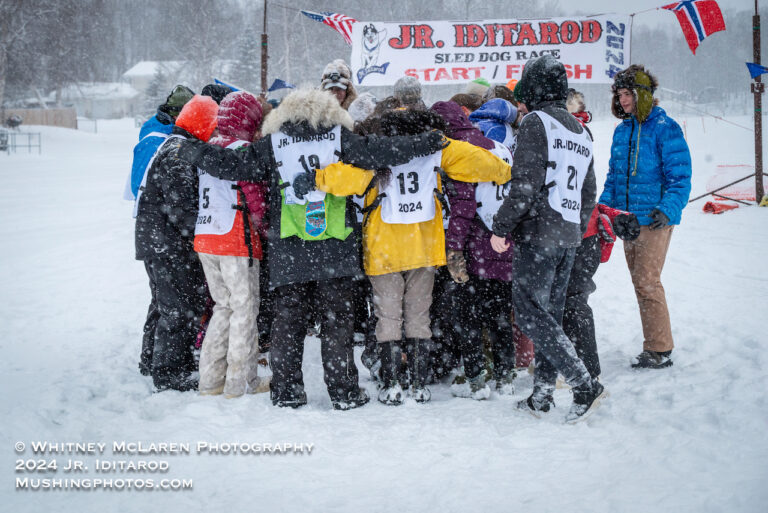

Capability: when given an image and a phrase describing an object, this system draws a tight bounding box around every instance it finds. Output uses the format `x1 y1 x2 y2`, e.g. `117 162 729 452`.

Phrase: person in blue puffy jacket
125 85 194 203
599 64 692 370
468 98 518 153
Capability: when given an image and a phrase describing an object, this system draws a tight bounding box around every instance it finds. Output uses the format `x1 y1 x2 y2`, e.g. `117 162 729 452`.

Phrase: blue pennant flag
746 62 768 79
268 79 295 92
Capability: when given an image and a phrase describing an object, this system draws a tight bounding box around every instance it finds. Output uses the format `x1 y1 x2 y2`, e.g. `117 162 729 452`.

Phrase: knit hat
216 91 263 142
201 84 233 105
348 92 378 122
175 95 219 142
514 55 568 108
465 77 490 96
321 59 352 90
162 85 194 117
506 79 518 91
393 76 425 109
611 64 659 123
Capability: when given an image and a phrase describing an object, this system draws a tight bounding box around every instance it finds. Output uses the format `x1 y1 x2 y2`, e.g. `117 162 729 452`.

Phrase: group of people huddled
127 55 692 423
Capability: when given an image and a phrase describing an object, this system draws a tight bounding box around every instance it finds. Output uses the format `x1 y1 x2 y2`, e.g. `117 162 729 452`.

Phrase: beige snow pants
369 267 435 342
198 253 261 396
623 225 675 353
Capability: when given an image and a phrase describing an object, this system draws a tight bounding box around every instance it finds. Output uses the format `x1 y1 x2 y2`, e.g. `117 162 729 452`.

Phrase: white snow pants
198 253 261 397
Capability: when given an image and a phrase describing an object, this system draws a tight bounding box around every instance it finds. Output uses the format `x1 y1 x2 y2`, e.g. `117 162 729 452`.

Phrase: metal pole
754 0 765 203
261 0 268 96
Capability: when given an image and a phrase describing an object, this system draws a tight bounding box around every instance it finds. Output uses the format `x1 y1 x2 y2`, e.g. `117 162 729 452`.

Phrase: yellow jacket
316 138 510 276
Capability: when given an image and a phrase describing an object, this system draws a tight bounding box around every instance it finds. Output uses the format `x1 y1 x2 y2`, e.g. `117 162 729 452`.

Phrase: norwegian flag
301 10 357 45
662 0 726 54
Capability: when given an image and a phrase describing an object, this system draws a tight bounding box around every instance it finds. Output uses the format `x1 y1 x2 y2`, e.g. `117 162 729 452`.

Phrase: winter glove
415 130 450 155
613 213 641 241
648 208 669 231
597 214 616 244
292 171 316 200
446 249 469 284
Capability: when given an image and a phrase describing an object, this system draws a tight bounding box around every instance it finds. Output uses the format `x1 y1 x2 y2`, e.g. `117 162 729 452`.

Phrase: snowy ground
1 114 767 513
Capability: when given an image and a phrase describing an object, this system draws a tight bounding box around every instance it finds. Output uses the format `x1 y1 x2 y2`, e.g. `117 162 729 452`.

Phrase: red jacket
194 92 267 259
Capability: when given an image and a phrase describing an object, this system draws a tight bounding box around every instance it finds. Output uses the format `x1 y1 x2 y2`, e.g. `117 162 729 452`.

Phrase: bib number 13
396 172 419 194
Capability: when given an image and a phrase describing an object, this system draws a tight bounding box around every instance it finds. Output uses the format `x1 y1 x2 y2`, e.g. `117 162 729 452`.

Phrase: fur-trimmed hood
611 64 660 123
261 87 354 136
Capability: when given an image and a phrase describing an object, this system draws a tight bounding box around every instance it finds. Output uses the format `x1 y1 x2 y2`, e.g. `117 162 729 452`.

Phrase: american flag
301 10 357 45
662 0 726 55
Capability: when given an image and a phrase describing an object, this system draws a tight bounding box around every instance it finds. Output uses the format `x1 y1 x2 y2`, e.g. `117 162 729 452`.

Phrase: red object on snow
703 201 739 214
513 325 535 369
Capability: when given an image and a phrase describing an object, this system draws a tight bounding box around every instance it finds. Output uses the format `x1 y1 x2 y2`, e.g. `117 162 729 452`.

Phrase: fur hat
175 95 219 142
260 86 354 136
611 64 659 122
320 59 358 110
321 59 352 90
379 108 447 137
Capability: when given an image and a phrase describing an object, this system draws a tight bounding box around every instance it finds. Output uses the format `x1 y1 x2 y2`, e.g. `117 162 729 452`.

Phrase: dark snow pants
563 235 602 379
140 260 160 375
456 276 516 380
430 267 462 378
269 277 360 403
257 245 274 354
511 243 591 392
145 253 207 387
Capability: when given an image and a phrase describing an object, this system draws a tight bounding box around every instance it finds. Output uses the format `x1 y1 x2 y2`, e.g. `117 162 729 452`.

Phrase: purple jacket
431 101 514 282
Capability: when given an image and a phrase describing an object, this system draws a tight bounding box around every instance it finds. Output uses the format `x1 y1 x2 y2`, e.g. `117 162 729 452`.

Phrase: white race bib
475 141 513 231
194 140 249 236
534 111 592 224
271 126 341 205
379 152 441 224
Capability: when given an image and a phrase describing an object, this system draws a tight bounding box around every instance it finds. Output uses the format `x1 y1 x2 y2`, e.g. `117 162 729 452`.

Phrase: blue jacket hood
469 99 518 124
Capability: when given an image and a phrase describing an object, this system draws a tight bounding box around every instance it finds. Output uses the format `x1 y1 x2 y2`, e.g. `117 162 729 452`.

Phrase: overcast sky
561 0 757 27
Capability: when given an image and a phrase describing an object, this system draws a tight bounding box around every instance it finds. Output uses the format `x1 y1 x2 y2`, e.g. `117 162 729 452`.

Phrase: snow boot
631 350 673 369
406 338 432 403
377 342 405 406
271 383 308 408
516 385 555 418
247 375 272 395
451 369 491 400
199 384 225 396
565 378 608 424
494 369 517 396
153 371 198 392
332 387 370 411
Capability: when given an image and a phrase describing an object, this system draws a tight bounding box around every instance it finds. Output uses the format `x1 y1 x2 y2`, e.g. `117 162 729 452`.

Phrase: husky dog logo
357 23 390 83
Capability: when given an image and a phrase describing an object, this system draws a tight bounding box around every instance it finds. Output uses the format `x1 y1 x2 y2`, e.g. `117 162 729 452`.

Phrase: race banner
350 15 631 86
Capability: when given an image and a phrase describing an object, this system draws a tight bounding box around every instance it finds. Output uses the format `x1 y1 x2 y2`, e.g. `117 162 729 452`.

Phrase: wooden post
753 0 765 203
261 0 268 96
